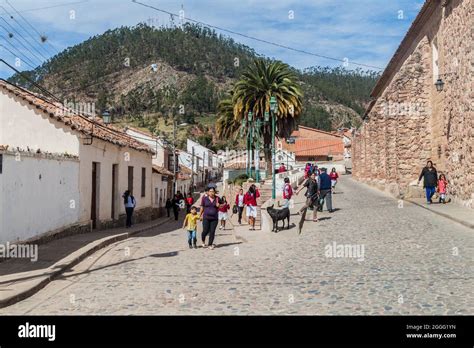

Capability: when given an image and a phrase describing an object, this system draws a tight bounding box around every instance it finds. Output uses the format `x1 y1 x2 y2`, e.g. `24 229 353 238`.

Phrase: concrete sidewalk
405 197 474 229
0 216 171 308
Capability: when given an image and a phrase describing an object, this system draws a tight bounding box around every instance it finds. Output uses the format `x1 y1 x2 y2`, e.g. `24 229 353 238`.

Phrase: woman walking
218 196 230 230
244 184 260 231
122 190 136 228
418 160 438 204
199 187 220 249
295 172 319 234
235 188 245 224
329 167 339 193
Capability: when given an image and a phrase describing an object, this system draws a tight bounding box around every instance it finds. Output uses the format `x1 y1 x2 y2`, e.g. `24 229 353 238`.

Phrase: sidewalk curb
0 217 171 309
405 199 474 230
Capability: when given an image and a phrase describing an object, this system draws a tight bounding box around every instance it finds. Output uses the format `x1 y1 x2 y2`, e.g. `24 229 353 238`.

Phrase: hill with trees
8 23 380 149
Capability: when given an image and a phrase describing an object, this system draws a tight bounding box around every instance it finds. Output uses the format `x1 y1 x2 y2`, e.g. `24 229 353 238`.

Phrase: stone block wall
353 0 473 208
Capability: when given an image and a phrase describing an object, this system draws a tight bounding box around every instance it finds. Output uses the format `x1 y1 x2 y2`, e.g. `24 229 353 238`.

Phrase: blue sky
0 0 425 78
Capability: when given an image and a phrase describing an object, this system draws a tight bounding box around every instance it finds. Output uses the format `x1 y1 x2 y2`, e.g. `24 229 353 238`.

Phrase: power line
0 37 38 69
0 23 44 64
0 43 36 70
131 0 384 71
1 59 156 151
0 16 49 61
0 1 89 16
4 0 59 56
0 5 53 58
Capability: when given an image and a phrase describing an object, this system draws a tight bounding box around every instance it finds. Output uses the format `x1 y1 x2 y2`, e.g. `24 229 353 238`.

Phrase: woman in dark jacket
199 187 220 249
418 160 438 204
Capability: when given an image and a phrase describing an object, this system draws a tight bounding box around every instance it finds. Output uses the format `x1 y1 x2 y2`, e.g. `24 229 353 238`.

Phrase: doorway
112 164 118 219
91 162 100 229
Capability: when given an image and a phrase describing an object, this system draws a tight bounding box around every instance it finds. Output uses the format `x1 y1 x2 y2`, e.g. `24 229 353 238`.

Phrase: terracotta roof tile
0 79 154 153
152 165 173 176
282 139 344 157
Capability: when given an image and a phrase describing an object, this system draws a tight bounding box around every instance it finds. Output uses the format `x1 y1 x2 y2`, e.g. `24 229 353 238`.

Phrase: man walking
318 168 334 213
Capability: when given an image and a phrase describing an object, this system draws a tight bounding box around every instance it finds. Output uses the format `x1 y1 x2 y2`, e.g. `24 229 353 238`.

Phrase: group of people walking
181 184 261 249
295 166 339 234
418 160 450 204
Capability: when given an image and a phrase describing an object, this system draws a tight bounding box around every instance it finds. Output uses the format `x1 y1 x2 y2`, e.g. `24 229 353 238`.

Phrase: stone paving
1 176 473 315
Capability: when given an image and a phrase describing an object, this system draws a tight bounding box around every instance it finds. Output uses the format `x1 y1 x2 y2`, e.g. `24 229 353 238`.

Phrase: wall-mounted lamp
435 78 445 92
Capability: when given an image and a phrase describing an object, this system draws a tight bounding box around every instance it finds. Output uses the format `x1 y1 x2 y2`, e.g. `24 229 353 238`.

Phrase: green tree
231 59 303 168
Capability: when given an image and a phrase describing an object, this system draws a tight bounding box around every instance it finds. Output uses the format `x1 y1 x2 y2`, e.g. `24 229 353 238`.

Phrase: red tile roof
0 79 154 153
152 165 173 176
291 125 343 139
282 139 344 157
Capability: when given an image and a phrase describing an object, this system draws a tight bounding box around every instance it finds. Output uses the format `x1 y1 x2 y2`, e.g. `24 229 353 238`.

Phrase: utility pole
270 96 278 200
191 146 195 193
173 119 177 196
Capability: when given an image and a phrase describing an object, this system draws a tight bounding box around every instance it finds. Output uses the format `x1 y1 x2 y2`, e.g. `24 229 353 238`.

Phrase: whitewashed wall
0 91 80 155
79 139 153 223
0 153 80 243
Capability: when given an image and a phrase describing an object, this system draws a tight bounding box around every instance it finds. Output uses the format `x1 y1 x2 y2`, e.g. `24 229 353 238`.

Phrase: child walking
438 174 450 204
218 196 230 230
183 206 199 249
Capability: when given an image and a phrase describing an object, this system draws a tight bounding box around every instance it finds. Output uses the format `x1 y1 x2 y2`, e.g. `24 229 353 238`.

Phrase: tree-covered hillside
8 23 380 140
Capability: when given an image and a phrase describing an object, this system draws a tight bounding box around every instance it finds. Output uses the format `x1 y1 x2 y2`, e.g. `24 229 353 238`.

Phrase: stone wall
353 0 473 208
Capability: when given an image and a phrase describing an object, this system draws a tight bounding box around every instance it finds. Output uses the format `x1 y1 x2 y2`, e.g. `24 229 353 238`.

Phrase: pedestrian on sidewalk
282 177 293 208
200 187 220 249
437 174 450 204
172 194 180 221
418 160 438 204
218 196 230 230
165 198 172 217
296 172 319 227
235 188 245 224
185 193 194 213
183 206 199 249
329 167 339 193
244 184 260 231
123 190 136 228
318 168 334 213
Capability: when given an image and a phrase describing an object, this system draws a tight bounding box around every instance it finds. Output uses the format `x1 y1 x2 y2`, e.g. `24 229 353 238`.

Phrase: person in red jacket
278 163 286 173
282 177 293 208
329 167 339 193
185 193 194 213
244 184 260 230
218 196 230 230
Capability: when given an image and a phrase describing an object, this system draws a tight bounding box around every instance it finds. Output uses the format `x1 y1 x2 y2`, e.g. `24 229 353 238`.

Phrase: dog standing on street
266 205 290 232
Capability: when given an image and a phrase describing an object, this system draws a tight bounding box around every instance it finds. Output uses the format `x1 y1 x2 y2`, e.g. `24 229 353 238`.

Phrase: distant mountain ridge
8 23 380 134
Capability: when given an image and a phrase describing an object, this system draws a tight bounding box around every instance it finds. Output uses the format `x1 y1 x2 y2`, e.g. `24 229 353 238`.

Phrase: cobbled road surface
2 176 473 315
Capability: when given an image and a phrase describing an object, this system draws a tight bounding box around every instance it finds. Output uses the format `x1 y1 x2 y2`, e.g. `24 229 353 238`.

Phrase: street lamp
246 111 253 178
255 118 262 182
102 110 111 124
435 78 444 92
269 96 278 200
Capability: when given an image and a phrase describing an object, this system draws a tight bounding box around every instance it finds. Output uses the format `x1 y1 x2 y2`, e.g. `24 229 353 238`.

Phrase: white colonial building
0 80 155 244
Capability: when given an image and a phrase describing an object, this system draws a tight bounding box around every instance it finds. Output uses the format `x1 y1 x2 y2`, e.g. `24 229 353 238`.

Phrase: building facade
0 80 154 243
280 125 344 162
352 0 473 208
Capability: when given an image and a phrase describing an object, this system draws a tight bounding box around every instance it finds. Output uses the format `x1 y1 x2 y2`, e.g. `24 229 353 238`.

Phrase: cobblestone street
2 176 473 315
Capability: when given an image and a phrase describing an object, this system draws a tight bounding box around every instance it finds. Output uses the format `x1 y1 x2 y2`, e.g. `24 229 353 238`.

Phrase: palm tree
232 59 303 171
216 94 240 139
